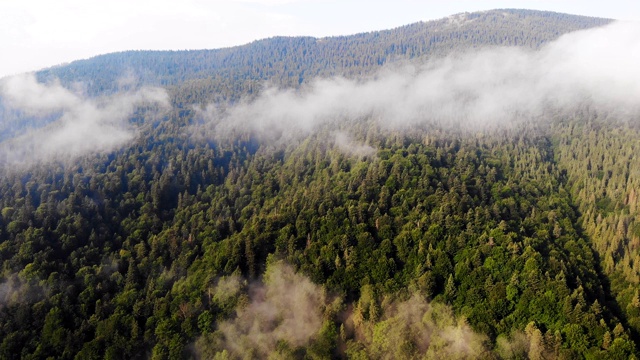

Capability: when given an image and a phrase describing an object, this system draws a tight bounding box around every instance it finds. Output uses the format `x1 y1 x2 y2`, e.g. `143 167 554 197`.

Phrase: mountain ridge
37 9 612 97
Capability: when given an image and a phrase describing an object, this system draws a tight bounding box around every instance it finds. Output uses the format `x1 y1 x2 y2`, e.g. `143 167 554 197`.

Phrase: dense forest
1 8 639 359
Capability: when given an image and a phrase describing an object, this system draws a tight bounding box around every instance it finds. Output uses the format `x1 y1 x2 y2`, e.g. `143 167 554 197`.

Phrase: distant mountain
38 9 611 98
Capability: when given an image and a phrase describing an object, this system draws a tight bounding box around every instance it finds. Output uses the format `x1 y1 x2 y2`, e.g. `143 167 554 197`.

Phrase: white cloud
197 20 640 143
1 74 80 112
216 262 327 357
334 132 377 158
0 274 48 308
0 73 169 168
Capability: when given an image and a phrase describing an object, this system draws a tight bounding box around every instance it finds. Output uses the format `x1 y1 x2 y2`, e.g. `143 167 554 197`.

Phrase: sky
0 0 639 79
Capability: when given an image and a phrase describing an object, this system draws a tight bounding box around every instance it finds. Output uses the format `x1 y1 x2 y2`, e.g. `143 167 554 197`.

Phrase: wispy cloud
0 274 48 308
0 73 169 168
333 131 376 158
197 20 640 148
346 294 489 358
213 262 327 358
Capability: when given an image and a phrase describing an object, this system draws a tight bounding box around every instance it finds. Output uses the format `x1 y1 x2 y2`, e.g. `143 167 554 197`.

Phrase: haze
2 0 640 79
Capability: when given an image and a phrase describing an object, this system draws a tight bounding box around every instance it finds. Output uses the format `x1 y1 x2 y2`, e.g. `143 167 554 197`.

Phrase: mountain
38 9 610 97
1 8 639 360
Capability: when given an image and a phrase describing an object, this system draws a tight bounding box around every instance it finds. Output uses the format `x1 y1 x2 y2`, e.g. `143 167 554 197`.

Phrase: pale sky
0 0 638 79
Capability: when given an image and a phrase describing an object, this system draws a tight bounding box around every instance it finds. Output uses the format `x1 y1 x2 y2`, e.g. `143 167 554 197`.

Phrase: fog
198 264 493 359
198 20 640 148
346 294 490 358
333 131 377 158
0 274 48 308
0 73 169 168
213 262 327 358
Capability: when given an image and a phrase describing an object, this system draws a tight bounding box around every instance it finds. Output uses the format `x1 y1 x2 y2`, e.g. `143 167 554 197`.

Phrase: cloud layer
0 73 169 168
199 20 640 146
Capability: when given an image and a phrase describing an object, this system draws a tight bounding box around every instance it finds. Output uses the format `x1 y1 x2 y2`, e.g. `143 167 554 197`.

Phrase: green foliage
0 9 635 360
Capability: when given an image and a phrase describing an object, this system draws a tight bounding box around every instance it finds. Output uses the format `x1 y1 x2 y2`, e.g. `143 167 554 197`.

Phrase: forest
0 8 639 360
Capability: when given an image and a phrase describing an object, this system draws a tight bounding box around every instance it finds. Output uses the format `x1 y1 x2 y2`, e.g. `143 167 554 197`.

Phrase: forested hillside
1 8 639 360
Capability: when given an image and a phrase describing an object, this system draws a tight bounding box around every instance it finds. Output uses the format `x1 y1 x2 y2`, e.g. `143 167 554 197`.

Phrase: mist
345 293 490 359
195 263 495 359
0 73 169 168
214 262 327 358
197 20 640 147
0 274 48 308
333 131 377 158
